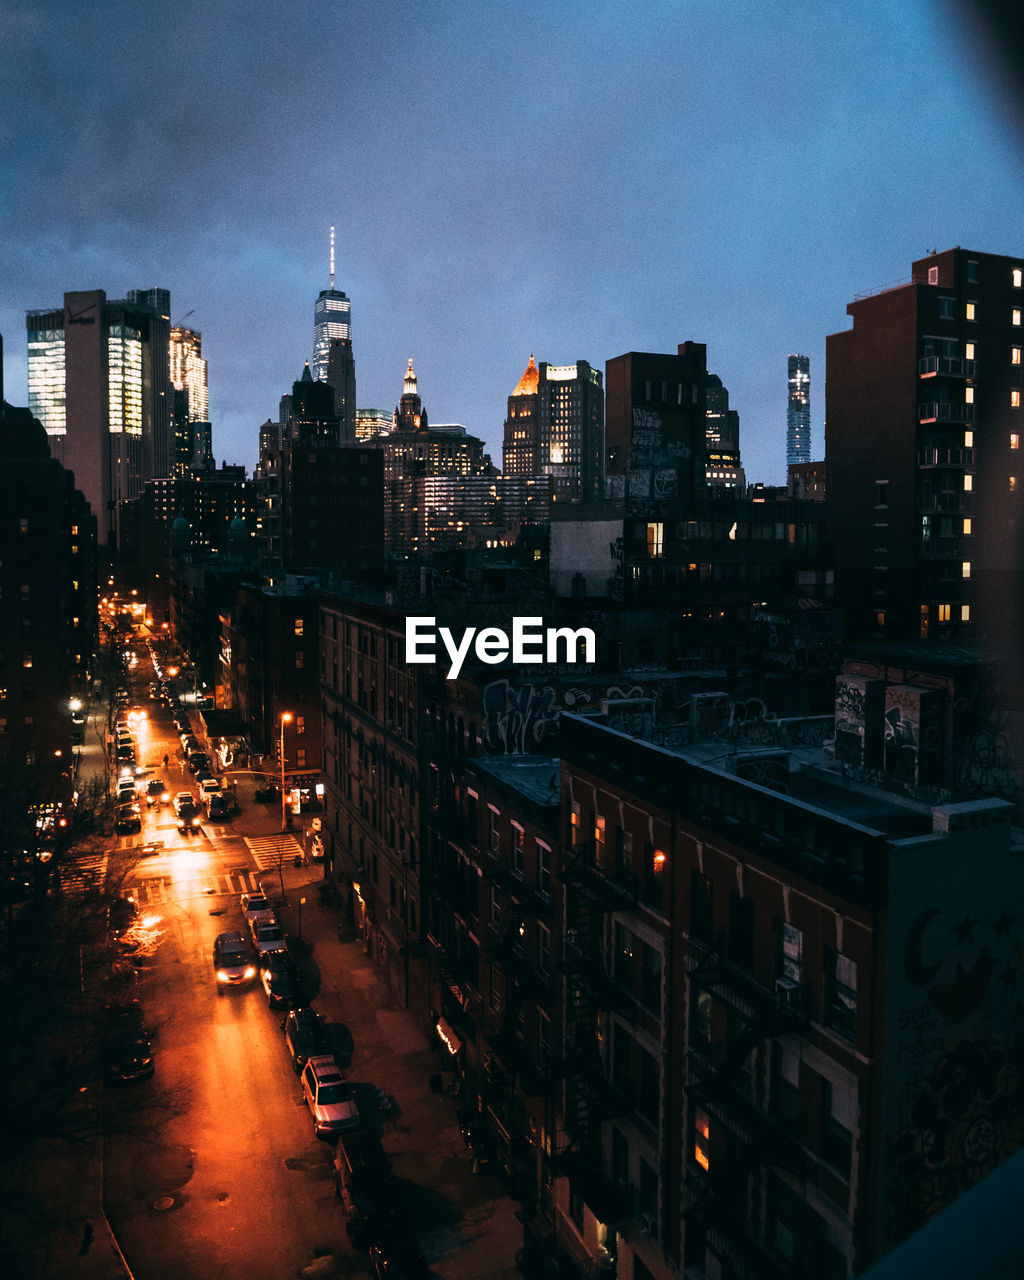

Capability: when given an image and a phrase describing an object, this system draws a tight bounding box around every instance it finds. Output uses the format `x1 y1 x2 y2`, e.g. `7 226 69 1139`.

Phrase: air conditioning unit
775 977 804 1011
638 1210 657 1235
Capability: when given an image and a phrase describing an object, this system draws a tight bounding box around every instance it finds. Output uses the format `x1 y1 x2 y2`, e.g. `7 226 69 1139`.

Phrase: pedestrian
163 753 169 768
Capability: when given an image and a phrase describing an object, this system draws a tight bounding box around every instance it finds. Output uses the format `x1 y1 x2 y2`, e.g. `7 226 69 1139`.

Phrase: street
85 663 523 1280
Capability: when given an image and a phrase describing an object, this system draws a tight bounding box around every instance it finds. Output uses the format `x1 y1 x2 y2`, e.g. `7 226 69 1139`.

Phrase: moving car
283 1007 330 1073
188 751 210 775
173 792 202 835
260 952 301 1008
213 930 257 992
300 1055 360 1137
145 778 170 807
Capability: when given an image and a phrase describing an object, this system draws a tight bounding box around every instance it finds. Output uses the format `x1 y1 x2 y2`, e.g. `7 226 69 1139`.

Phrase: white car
300 1055 360 1138
250 917 288 957
240 891 273 927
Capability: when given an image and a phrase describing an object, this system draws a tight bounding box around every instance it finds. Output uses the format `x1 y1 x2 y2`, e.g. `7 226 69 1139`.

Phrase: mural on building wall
885 902 1024 1244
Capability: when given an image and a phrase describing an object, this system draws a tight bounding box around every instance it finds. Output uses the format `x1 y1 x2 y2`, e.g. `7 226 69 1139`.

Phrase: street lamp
280 712 293 830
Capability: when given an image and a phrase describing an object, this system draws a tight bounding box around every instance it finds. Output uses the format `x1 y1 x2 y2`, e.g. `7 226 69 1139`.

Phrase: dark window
824 948 857 1040
690 871 714 944
729 893 755 972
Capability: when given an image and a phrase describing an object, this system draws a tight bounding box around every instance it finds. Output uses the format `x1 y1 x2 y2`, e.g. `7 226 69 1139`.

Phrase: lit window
965 342 976 359
965 430 974 447
1015 268 1023 288
964 474 973 491
961 604 971 622
1013 435 1020 450
294 618 304 636
1014 349 1022 365
965 386 975 404
22 654 32 668
962 561 971 579
296 716 305 735
938 604 951 623
963 517 972 535
694 1109 711 1172
1013 391 1022 408
1012 477 1018 492
1014 309 1022 326
646 522 664 558
966 301 977 321
874 610 886 627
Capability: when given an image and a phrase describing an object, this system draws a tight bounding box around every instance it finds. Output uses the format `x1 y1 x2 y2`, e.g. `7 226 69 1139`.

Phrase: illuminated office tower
26 288 172 548
787 354 811 466
313 226 351 383
170 325 210 476
502 356 604 502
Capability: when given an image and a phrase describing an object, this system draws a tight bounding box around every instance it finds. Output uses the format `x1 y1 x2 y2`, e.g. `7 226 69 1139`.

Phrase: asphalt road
101 674 357 1278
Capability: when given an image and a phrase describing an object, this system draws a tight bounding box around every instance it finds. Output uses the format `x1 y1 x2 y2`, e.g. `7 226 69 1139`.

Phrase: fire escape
546 837 637 1230
683 934 808 1280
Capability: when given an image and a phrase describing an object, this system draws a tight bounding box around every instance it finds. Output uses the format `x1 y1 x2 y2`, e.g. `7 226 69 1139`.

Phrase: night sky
2 0 1022 484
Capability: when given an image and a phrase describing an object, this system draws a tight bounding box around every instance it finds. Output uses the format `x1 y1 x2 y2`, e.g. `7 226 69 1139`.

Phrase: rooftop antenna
330 226 335 290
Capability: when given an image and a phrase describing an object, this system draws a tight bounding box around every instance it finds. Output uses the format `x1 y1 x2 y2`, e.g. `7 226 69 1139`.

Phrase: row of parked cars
213 893 427 1276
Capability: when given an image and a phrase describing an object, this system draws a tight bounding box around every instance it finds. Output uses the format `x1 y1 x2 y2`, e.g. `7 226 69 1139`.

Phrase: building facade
503 356 605 503
826 246 1024 645
26 288 173 547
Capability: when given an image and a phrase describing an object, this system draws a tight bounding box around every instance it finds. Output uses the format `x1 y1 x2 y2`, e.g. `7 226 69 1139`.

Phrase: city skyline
1 2 1022 485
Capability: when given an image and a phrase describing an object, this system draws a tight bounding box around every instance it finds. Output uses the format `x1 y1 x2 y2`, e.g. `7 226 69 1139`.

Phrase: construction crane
173 309 195 328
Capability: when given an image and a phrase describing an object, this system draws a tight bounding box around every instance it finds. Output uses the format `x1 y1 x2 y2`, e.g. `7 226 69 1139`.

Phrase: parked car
260 952 301 1008
199 778 222 805
300 1055 360 1138
333 1129 393 1228
254 782 279 803
240 891 273 926
213 931 257 993
283 1007 330 1073
250 917 288 957
102 1002 154 1084
368 1237 431 1279
188 752 210 775
116 778 137 804
208 793 232 822
115 803 142 834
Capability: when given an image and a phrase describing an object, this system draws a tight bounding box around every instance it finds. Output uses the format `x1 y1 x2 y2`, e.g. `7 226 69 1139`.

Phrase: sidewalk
266 858 526 1280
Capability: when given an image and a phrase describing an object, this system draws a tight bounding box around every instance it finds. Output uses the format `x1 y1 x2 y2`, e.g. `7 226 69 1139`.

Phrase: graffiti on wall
886 903 1024 1244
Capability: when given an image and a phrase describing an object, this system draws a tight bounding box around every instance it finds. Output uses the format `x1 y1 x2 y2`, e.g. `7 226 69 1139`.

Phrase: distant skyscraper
787 354 811 466
705 372 743 489
312 226 351 383
169 325 209 476
502 356 604 502
26 288 172 546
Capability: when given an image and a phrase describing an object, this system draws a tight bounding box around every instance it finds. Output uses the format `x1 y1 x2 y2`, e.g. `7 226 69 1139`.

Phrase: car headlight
244 966 256 979
192 816 201 827
216 970 229 981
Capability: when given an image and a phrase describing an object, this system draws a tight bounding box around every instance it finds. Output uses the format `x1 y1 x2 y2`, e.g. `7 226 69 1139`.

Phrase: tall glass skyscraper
787 354 811 466
312 229 350 382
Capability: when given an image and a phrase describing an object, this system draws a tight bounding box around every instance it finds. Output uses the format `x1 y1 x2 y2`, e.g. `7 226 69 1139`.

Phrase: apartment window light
1014 309 1022 326
1014 268 1023 288
1014 349 1023 366
963 517 972 535
1013 391 1022 409
1011 476 1018 492
966 301 977 321
964 474 973 491
1012 434 1020 450
965 386 975 404
964 430 974 447
962 604 971 621
939 604 951 622
962 561 971 579
965 342 976 359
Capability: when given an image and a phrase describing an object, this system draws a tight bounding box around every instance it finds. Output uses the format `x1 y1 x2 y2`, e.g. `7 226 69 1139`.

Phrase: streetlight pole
280 711 293 830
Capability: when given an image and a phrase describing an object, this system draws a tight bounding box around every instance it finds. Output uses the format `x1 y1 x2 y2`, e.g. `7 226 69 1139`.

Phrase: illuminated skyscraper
26 288 172 547
169 325 210 476
312 226 351 383
787 353 811 466
502 356 604 502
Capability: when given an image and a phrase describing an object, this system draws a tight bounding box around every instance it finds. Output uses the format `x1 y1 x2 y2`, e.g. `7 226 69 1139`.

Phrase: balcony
919 402 976 424
918 355 976 379
688 941 809 1032
918 491 966 514
917 446 975 468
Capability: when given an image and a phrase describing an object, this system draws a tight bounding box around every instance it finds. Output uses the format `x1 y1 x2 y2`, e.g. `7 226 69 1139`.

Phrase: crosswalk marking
126 869 262 906
244 833 303 870
60 849 110 897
